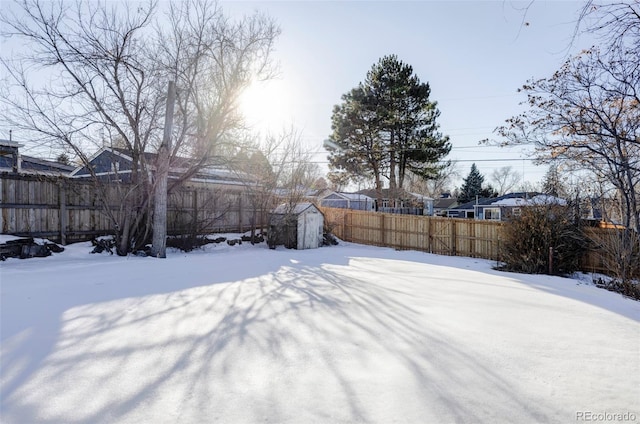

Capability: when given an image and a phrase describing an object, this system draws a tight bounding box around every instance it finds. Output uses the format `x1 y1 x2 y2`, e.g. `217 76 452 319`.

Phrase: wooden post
451 220 457 256
549 246 554 275
59 182 67 245
238 193 243 232
427 217 432 253
192 189 198 236
470 221 475 257
380 213 385 247
151 81 176 258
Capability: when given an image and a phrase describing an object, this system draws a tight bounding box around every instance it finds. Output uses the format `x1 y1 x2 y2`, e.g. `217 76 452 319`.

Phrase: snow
492 198 528 206
1 239 639 423
492 195 567 207
0 235 25 244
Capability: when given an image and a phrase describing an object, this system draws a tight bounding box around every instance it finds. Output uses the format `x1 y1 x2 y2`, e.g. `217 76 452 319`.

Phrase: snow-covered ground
1 239 639 424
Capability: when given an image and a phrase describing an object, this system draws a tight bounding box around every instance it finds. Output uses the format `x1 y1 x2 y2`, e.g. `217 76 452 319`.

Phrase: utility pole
151 81 176 258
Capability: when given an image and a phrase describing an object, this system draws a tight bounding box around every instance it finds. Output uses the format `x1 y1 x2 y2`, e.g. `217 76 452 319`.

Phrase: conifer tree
541 164 566 198
327 55 451 205
458 163 492 203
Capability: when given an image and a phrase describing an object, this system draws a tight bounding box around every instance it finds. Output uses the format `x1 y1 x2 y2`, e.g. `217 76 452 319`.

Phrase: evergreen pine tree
479 184 499 199
458 163 486 203
327 55 451 203
56 153 70 165
542 163 566 197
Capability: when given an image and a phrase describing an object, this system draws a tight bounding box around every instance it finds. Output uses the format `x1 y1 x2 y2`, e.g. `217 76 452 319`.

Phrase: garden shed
268 202 324 250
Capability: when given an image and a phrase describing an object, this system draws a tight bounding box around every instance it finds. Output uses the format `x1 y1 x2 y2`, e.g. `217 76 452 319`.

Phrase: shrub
588 228 640 299
499 204 586 275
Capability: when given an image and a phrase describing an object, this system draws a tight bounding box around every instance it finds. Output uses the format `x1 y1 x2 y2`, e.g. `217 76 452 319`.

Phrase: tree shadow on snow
1 243 634 423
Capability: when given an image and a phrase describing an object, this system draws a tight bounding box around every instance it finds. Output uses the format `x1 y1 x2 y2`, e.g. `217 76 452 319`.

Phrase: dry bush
499 204 586 275
588 228 640 299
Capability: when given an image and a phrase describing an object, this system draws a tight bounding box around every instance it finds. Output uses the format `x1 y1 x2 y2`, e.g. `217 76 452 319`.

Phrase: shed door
298 210 323 249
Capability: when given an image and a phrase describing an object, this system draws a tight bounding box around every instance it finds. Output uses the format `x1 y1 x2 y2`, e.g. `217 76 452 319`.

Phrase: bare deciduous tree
490 166 521 196
496 45 639 232
404 162 460 198
233 129 318 241
495 0 640 233
0 0 279 255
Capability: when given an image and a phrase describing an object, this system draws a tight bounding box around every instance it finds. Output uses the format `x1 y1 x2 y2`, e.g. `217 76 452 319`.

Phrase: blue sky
1 0 591 189
224 0 589 188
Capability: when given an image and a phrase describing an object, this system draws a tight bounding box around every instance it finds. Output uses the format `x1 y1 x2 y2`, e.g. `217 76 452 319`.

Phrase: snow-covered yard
1 239 639 424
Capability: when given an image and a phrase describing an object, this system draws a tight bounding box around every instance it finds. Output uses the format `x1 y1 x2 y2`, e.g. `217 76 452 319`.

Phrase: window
512 207 521 217
484 208 501 221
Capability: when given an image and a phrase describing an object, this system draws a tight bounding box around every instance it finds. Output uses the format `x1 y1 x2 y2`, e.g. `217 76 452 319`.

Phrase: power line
307 157 546 165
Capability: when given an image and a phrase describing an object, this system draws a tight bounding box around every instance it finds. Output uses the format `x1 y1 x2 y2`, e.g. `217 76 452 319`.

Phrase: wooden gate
429 218 454 255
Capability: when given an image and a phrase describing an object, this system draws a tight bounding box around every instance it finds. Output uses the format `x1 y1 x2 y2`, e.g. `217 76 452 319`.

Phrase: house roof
356 188 428 200
71 146 253 184
451 192 542 211
451 197 496 211
0 139 23 150
433 198 458 209
0 139 74 175
16 155 75 174
109 146 230 170
272 202 321 215
488 193 566 207
340 192 373 201
320 191 372 201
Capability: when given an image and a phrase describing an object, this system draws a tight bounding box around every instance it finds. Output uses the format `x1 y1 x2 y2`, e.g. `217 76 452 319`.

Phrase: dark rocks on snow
0 237 65 260
91 238 115 254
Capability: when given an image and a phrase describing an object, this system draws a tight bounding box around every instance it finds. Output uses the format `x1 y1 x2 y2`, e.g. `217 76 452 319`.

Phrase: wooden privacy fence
321 207 638 276
0 173 263 243
322 207 503 260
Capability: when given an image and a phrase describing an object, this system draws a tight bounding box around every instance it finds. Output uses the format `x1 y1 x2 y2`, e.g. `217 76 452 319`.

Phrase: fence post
451 220 456 256
380 213 386 247
549 246 554 275
428 217 432 253
59 181 67 245
238 194 243 232
192 189 198 236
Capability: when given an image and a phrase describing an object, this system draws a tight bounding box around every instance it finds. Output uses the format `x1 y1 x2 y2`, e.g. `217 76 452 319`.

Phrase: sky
0 1 594 191
2 236 639 423
224 0 591 189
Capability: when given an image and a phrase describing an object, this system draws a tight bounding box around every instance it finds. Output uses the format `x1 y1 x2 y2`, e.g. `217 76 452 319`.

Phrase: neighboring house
70 146 251 188
447 192 568 221
0 139 75 176
433 196 458 216
268 202 324 250
316 190 375 211
356 188 434 215
446 199 486 219
476 194 567 221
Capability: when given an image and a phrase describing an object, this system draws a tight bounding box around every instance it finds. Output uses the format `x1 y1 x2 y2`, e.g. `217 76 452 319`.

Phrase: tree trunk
151 81 176 258
389 131 397 208
374 166 383 212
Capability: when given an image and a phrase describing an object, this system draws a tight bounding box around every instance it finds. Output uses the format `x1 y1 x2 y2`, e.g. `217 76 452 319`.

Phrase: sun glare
238 79 293 134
